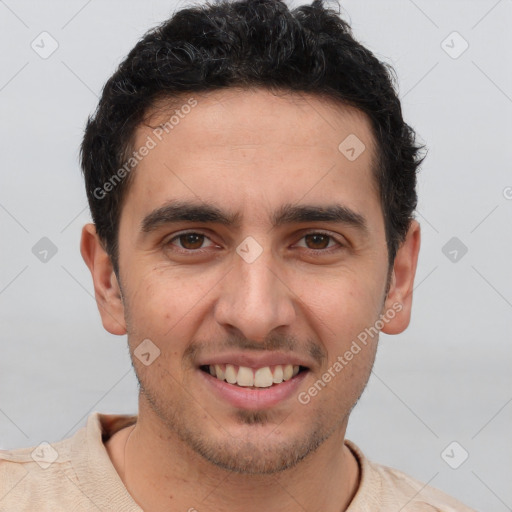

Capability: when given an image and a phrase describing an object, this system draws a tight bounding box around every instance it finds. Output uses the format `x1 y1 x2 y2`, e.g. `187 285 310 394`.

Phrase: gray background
1 0 511 510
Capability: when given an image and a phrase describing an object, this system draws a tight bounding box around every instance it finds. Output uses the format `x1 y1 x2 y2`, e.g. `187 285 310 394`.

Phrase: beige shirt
0 412 475 511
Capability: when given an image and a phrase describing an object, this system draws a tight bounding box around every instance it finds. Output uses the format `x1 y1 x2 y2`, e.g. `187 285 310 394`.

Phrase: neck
106 411 360 512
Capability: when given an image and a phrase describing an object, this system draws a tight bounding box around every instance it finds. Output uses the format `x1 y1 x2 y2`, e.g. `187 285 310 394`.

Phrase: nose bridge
237 250 278 307
215 243 295 340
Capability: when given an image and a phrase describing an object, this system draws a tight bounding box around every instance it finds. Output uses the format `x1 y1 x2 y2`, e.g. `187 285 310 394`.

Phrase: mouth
199 363 308 389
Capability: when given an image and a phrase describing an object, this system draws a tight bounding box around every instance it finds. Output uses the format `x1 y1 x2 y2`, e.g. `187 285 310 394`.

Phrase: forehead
123 88 380 226
142 88 375 157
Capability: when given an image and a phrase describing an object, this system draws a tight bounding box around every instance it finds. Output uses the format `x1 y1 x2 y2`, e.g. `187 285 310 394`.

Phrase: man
0 0 476 510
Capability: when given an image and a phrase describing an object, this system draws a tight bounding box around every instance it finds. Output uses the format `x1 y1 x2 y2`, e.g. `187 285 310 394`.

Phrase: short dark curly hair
80 0 424 275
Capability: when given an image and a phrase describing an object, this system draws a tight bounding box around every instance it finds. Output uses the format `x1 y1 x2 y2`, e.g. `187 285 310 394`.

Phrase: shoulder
0 412 140 511
0 434 80 511
345 440 477 512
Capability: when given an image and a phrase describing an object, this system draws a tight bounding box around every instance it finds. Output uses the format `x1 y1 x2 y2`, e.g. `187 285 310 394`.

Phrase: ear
80 223 127 335
381 220 421 335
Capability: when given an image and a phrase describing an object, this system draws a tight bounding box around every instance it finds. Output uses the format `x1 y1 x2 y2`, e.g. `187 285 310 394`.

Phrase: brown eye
171 233 210 250
179 233 204 249
304 233 331 250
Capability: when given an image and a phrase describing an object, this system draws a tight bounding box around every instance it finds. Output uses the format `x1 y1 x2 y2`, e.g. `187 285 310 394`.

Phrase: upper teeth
208 364 300 387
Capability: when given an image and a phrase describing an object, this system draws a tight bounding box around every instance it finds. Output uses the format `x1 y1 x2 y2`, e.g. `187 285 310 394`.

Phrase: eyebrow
141 200 367 234
272 203 367 232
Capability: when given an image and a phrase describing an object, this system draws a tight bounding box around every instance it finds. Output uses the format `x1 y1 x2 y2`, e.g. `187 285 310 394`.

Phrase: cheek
298 269 384 341
298 275 381 410
124 265 218 341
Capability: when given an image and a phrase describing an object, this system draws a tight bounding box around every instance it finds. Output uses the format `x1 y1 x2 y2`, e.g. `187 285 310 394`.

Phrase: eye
167 232 216 251
295 232 342 251
164 230 344 255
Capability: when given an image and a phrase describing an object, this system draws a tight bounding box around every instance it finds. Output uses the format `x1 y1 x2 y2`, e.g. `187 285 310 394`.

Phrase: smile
200 364 304 388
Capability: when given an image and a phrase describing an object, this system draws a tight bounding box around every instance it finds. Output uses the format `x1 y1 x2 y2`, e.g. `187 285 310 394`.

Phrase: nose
213 245 296 343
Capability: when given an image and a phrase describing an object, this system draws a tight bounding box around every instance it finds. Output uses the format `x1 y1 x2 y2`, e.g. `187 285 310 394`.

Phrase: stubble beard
133 368 352 475
122 278 381 476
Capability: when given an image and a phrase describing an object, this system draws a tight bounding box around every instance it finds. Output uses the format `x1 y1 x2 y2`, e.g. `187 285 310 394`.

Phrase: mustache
184 331 326 367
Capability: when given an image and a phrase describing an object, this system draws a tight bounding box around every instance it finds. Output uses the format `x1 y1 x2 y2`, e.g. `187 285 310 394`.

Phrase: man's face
96 88 409 473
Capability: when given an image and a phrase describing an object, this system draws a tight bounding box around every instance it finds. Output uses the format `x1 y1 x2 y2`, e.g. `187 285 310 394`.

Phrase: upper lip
196 351 313 370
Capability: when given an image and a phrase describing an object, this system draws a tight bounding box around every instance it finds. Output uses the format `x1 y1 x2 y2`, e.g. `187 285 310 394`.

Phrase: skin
81 87 420 512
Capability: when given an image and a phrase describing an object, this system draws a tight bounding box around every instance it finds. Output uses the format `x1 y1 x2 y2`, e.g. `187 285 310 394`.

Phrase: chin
138 370 347 475
192 435 323 475
179 411 334 475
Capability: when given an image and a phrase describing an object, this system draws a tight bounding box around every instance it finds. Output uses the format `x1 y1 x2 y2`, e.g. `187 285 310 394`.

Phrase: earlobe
80 223 127 336
381 220 421 335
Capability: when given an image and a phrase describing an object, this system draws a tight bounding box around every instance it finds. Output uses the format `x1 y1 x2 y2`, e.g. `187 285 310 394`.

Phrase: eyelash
165 230 345 255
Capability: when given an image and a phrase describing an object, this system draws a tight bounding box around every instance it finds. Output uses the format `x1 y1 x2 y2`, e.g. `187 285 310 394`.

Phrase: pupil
306 234 329 249
182 233 203 249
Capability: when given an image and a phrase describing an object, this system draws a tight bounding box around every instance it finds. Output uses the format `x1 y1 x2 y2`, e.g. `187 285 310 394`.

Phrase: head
80 0 423 474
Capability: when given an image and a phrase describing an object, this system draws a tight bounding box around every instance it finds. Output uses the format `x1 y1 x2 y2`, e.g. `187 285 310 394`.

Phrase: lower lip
198 368 308 410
